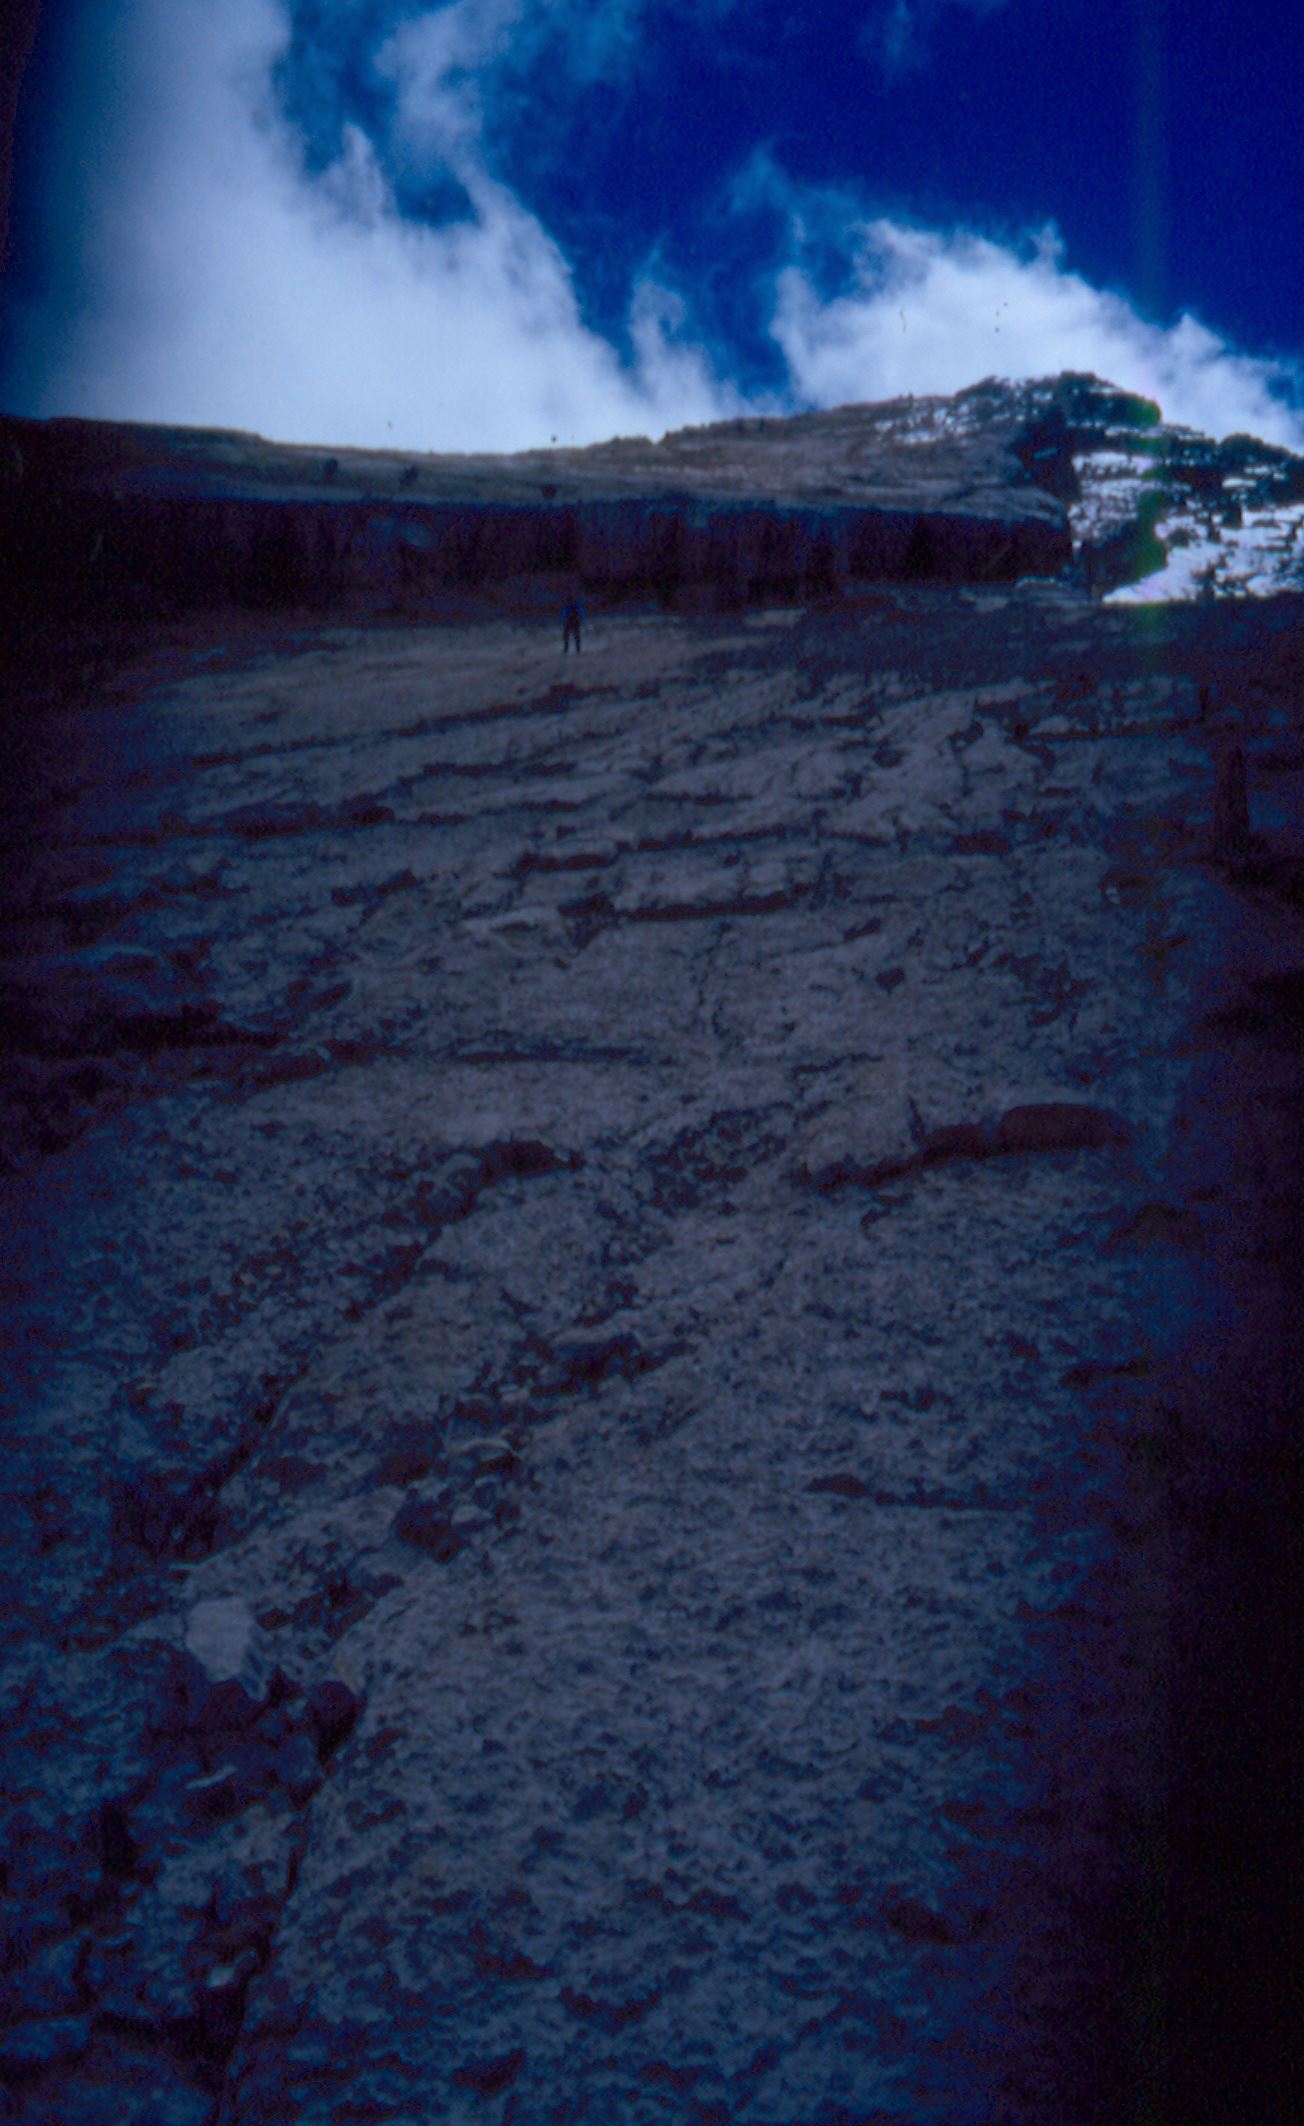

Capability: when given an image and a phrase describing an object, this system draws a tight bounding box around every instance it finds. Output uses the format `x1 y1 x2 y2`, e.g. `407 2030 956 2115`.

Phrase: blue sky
3 0 1302 450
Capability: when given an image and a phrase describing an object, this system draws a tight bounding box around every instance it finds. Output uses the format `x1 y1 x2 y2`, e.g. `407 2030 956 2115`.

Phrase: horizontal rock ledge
1 421 1071 627
800 1101 1130 1191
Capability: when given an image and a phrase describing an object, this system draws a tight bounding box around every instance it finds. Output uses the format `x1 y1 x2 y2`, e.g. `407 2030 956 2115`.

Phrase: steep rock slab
2 592 1303 2122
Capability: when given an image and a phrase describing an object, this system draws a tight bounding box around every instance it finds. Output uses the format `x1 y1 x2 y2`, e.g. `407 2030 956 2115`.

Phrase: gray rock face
760 373 1304 601
11 373 1304 638
7 376 1303 632
2 537 1303 2116
0 392 1080 632
1038 377 1304 600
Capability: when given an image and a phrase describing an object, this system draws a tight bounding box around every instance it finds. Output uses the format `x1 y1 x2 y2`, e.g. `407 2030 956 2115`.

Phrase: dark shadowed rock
1211 743 1251 863
7 374 1303 635
185 1764 243 1823
392 1493 463 1563
807 1472 870 1499
920 1121 991 1165
192 1952 260 2067
453 2047 525 2097
306 1679 363 1762
272 1731 324 1806
990 1102 1129 1155
801 1102 1127 1195
882 1893 957 1945
94 1798 139 1880
547 1330 650 1392
0 2014 94 2070
952 828 1013 856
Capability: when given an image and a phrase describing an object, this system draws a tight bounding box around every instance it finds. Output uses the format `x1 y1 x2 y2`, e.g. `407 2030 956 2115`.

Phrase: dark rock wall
0 486 1072 628
6 376 1302 623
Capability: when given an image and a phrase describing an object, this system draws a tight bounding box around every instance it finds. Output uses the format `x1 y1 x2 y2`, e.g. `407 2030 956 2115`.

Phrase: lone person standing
562 599 584 654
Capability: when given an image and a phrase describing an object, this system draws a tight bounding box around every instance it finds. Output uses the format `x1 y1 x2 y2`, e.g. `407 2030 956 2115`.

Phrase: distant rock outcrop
3 370 1301 647
1 391 1078 627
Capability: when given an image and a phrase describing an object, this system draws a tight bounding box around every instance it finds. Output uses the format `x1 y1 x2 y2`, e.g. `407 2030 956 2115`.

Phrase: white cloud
8 1 1301 457
771 216 1304 449
377 0 650 179
13 0 733 450
378 0 530 178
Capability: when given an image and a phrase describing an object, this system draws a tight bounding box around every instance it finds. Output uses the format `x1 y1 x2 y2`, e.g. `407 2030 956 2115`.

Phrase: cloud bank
772 216 1304 450
6 0 1302 453
7 0 733 449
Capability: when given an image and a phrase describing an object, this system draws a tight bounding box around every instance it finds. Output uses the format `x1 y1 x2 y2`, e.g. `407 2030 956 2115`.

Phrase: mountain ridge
3 372 1303 638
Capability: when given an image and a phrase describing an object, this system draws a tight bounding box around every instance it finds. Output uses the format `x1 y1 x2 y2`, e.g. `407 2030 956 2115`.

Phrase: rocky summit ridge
4 374 1303 629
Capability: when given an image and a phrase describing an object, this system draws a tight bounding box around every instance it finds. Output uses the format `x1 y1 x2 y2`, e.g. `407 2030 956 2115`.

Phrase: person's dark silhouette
562 600 583 653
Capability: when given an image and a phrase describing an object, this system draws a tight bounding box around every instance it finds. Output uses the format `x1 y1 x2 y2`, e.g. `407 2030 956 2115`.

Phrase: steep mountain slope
3 572 1303 2122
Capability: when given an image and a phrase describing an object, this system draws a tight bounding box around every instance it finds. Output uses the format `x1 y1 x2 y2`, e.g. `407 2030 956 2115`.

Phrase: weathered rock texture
2 408 1303 2124
7 376 1303 643
1 389 1083 632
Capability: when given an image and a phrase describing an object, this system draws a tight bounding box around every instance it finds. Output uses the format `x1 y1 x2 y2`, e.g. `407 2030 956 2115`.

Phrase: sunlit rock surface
2 393 1303 2124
